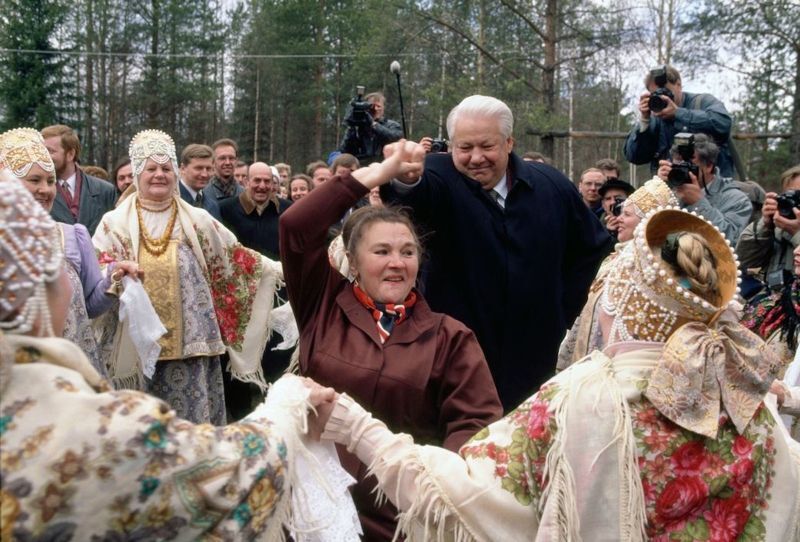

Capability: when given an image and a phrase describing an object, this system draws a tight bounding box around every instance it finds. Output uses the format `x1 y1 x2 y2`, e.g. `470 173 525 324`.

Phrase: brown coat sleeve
436 317 504 451
279 172 368 329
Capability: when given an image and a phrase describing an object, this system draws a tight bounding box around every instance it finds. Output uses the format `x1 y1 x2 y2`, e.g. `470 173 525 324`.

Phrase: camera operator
339 90 402 165
598 178 634 238
625 65 735 178
736 166 800 296
656 133 750 243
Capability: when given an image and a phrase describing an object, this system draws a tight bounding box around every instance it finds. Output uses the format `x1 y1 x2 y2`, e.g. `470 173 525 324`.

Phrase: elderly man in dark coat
381 95 614 409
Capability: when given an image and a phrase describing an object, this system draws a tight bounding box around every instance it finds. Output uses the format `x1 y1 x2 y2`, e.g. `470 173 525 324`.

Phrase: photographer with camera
656 133 750 243
736 166 800 297
625 65 735 178
339 88 402 165
599 178 634 237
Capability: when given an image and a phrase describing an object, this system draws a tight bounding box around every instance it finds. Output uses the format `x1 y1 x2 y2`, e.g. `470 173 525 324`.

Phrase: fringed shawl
92 193 284 389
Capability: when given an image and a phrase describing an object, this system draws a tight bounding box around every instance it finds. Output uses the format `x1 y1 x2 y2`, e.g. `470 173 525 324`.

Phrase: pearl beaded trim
0 127 56 181
0 176 63 336
129 129 179 180
602 205 739 344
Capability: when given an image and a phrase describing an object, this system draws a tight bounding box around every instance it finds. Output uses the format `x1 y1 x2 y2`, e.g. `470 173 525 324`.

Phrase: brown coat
280 173 503 540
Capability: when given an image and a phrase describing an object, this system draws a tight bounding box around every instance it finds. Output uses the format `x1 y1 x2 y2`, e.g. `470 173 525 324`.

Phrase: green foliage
0 0 67 129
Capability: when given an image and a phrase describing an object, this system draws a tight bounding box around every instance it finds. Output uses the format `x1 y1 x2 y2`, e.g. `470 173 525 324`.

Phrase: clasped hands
302 377 338 440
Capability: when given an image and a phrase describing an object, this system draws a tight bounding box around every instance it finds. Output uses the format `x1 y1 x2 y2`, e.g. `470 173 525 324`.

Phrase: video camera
648 66 675 113
345 85 375 128
667 132 699 189
777 190 800 219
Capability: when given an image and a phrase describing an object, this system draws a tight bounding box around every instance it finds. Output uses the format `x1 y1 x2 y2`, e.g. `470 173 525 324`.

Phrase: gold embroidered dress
92 131 284 425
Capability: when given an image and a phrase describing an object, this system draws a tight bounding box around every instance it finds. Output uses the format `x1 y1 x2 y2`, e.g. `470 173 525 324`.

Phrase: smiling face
20 164 57 211
349 221 419 304
247 163 273 205
290 178 310 201
617 203 641 242
450 115 514 190
180 157 213 192
138 157 176 201
213 144 237 180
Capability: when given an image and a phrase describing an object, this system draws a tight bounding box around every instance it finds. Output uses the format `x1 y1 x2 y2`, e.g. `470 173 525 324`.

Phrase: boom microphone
390 60 408 138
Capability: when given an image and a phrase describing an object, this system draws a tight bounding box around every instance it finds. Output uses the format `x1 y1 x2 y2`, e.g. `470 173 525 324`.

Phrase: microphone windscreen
390 61 401 74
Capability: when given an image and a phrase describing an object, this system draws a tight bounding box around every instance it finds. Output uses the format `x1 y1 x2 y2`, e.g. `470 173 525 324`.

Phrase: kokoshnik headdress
624 176 679 218
0 128 56 181
0 174 63 336
603 206 784 437
128 129 179 187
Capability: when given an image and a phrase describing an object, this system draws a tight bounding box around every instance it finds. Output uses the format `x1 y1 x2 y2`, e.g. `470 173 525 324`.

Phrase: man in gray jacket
736 166 800 294
657 134 751 244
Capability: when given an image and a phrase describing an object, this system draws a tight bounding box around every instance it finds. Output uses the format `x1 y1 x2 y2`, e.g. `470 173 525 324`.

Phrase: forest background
1 0 798 188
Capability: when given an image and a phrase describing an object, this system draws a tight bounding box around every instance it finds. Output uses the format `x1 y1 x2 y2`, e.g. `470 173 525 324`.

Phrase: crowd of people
1 65 799 541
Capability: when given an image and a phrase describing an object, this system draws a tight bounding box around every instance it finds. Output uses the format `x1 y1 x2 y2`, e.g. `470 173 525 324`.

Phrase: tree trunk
542 0 558 157
792 47 800 163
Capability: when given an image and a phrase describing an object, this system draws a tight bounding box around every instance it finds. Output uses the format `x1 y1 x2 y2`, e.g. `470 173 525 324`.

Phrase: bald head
247 162 273 205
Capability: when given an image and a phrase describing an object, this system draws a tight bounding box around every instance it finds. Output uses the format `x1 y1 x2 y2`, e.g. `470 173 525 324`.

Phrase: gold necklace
136 199 178 257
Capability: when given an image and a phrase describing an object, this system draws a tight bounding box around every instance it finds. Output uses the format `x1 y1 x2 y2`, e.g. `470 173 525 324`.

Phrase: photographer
656 133 750 243
339 90 402 165
599 178 634 237
736 166 800 295
625 65 735 178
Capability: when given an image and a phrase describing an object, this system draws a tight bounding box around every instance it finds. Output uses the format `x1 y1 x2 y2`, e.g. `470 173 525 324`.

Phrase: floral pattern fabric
0 340 292 541
61 262 105 378
461 377 780 540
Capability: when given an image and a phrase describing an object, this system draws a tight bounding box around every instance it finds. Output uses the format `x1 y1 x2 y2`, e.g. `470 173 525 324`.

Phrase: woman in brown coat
280 141 503 540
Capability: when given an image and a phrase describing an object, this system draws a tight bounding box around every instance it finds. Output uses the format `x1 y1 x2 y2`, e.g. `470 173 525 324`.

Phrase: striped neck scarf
352 284 417 343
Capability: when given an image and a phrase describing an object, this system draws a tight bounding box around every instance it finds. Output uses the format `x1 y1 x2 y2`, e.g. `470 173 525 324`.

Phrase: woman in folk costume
0 127 139 377
0 178 358 541
93 130 284 425
743 243 800 440
313 206 800 541
557 177 678 370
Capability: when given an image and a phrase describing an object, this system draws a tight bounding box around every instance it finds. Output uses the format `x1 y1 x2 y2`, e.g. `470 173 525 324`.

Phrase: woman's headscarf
0 174 63 336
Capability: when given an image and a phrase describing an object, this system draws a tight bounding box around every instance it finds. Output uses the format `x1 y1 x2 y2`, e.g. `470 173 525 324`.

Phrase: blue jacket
624 91 734 178
381 152 614 409
179 182 222 221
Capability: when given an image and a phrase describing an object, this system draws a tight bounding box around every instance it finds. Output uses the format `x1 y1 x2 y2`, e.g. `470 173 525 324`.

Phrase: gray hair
446 95 514 139
671 133 718 168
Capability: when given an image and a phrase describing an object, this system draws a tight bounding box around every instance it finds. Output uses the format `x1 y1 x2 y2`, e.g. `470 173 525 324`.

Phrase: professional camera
776 190 800 219
345 85 374 128
612 196 626 217
429 139 449 153
648 66 675 113
667 132 699 189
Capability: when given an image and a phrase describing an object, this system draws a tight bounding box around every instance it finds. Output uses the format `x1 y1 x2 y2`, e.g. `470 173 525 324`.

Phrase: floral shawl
0 334 322 541
92 193 284 389
324 346 800 541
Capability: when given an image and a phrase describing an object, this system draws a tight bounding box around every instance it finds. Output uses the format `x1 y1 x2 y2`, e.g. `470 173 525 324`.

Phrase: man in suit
42 124 117 235
380 95 614 409
178 143 221 221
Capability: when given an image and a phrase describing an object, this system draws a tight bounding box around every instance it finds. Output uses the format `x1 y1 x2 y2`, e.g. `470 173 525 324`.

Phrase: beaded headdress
0 128 56 181
624 177 678 218
602 206 739 344
128 129 179 184
0 173 63 336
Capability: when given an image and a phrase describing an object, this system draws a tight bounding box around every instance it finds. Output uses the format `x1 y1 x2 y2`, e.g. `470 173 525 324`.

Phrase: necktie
194 191 204 207
61 180 72 199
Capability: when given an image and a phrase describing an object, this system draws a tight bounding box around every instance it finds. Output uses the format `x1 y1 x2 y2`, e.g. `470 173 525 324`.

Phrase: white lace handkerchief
290 439 362 542
270 301 299 351
118 276 166 379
